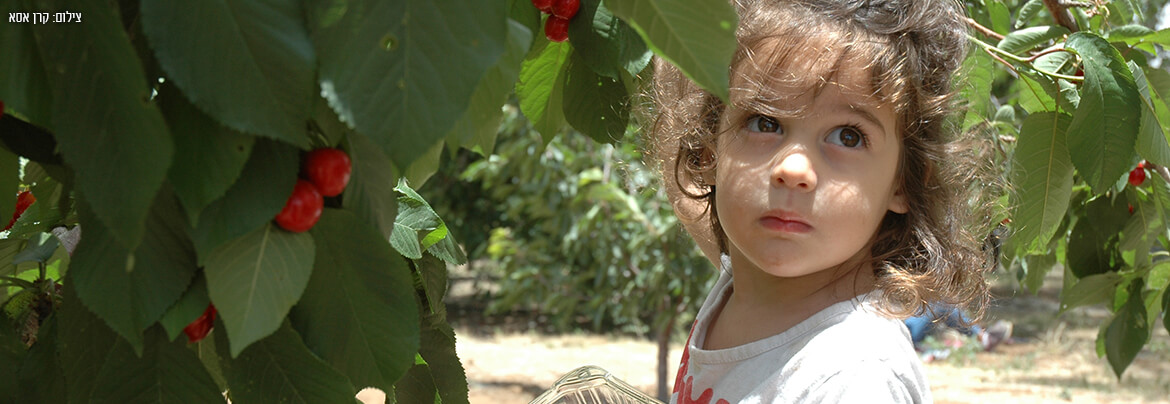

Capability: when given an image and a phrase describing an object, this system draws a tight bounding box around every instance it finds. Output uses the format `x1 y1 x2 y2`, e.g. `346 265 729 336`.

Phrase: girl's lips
759 216 812 233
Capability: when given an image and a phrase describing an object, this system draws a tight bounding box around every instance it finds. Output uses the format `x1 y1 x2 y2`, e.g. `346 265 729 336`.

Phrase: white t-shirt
670 259 931 404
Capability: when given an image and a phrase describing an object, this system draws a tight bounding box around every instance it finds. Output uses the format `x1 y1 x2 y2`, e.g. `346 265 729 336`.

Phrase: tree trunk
656 296 682 402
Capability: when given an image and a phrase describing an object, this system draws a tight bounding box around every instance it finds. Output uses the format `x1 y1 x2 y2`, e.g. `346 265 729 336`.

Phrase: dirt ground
450 268 1170 404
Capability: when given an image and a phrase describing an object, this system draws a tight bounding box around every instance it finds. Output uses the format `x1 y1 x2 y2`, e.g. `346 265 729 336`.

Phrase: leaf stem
0 276 35 289
967 35 1085 83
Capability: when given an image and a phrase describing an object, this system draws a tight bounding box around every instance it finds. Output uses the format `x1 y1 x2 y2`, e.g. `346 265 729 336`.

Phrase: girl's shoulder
783 299 930 401
800 294 918 362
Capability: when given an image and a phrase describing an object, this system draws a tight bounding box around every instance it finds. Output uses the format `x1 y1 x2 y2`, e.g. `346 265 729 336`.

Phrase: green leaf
189 139 298 263
562 54 630 143
0 13 52 126
985 0 1010 35
517 39 572 142
70 189 199 353
404 140 445 188
17 316 64 403
997 26 1070 55
414 254 449 315
510 0 543 39
606 0 737 102
1065 32 1143 193
1064 214 1121 279
29 0 174 251
1010 112 1075 254
1162 286 1169 336
1060 272 1123 313
158 273 211 341
4 180 69 241
958 50 995 129
290 209 420 392
204 223 315 357
1015 73 1057 113
446 19 533 156
419 324 469 404
568 0 652 79
390 180 442 259
1105 280 1150 378
395 359 440 404
1130 63 1170 167
58 284 223 403
12 232 59 265
1022 251 1057 295
308 0 507 169
1135 69 1170 167
1014 0 1045 29
141 0 315 148
89 328 226 402
0 303 24 402
196 330 228 392
427 226 468 266
1107 24 1154 41
1119 193 1159 266
218 320 357 403
1085 193 1132 236
341 132 400 240
159 86 256 226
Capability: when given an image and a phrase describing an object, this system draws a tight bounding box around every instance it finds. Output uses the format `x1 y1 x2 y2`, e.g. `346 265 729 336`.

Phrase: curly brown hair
643 0 999 320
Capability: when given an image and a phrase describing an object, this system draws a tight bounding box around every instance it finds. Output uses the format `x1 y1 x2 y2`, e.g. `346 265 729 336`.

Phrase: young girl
644 0 997 402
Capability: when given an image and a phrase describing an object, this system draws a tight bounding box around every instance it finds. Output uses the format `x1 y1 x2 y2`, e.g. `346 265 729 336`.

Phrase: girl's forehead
729 35 888 112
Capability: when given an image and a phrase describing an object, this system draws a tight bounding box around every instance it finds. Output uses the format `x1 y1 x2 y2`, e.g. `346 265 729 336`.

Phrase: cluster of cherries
533 0 580 42
274 148 352 233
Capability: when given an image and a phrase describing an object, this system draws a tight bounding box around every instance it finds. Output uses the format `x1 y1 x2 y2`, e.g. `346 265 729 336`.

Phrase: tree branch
1042 0 1080 32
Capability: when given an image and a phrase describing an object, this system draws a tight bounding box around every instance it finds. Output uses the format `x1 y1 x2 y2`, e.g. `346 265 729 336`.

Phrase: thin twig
966 17 1004 41
985 47 1020 77
1025 47 1076 63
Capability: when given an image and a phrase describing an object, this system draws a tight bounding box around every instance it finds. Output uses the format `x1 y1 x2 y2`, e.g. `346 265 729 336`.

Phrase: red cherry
1128 204 1135 215
303 148 351 197
532 0 554 13
552 0 580 19
183 304 217 343
0 100 5 118
1128 167 1147 187
274 180 323 232
4 191 35 231
545 16 570 42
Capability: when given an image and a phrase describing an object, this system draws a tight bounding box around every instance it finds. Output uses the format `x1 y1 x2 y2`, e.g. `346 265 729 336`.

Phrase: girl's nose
772 149 817 191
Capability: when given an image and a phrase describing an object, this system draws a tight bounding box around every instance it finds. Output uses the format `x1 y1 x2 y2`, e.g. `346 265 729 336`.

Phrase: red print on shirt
673 321 729 404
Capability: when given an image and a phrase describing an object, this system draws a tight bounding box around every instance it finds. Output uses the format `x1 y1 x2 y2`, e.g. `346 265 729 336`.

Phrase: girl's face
714 49 907 280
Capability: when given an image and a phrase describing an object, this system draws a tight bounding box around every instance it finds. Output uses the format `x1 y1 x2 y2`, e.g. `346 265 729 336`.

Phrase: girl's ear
888 187 909 214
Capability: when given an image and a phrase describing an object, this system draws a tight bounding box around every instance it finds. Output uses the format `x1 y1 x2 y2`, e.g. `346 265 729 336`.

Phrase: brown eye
827 126 866 148
747 115 781 133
